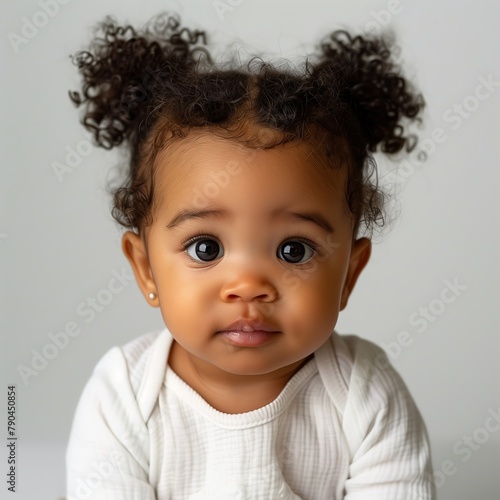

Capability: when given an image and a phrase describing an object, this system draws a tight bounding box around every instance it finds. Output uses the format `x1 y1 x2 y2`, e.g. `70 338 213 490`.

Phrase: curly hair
69 12 424 237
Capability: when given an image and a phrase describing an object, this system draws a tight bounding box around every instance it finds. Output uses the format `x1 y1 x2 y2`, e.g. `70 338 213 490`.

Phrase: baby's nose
219 272 278 303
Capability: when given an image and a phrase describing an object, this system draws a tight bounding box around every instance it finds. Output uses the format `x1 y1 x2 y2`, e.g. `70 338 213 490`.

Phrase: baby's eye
185 237 224 262
278 240 315 264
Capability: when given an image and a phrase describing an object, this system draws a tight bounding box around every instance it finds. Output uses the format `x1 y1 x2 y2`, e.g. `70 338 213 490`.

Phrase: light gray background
1 0 499 498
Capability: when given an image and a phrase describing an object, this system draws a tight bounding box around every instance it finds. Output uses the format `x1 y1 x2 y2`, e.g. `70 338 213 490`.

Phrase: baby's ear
122 231 158 306
340 237 371 311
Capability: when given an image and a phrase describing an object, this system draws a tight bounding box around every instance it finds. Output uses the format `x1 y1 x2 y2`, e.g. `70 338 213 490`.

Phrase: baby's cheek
158 300 184 335
157 275 192 325
159 271 215 324
292 277 341 318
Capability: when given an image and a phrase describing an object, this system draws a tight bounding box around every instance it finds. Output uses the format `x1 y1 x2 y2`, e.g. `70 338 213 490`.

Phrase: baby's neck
168 340 312 414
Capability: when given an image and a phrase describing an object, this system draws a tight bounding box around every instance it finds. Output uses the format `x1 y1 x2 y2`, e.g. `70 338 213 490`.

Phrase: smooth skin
122 130 371 414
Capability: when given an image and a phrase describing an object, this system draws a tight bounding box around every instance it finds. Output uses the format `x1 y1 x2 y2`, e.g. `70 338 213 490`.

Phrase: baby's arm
341 339 435 499
66 347 156 499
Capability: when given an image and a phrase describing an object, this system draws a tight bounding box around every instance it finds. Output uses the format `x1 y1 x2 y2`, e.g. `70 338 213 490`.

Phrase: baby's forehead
157 127 349 175
152 129 350 215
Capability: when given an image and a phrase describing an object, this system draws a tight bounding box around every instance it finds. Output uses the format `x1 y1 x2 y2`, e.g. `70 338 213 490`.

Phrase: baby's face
124 130 370 378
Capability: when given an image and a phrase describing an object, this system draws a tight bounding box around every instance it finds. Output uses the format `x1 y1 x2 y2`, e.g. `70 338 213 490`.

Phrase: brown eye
278 240 314 264
186 238 223 262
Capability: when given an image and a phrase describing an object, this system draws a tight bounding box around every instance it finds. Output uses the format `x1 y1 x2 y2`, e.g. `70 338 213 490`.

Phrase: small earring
148 292 156 300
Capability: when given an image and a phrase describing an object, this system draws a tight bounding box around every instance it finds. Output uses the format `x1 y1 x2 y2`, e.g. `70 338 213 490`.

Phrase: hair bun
68 13 209 150
314 30 424 154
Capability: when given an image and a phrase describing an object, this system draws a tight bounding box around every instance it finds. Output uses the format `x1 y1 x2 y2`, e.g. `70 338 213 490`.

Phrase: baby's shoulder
318 332 413 411
89 328 172 421
94 328 164 374
340 333 409 395
120 330 166 378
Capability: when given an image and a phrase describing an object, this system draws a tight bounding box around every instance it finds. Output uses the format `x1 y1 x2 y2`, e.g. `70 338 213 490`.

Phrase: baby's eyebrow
166 208 335 233
166 209 227 229
274 210 335 234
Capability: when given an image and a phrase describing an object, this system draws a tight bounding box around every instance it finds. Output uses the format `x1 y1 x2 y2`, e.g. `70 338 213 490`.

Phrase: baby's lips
218 318 281 333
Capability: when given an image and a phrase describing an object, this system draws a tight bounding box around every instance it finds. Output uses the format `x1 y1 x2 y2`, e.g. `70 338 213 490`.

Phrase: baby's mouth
217 319 281 347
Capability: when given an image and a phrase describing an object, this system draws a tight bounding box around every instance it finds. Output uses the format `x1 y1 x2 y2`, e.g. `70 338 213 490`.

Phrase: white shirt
66 329 435 499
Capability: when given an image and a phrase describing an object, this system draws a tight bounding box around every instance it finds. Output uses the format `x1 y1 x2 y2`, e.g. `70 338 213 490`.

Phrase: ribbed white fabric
66 328 435 499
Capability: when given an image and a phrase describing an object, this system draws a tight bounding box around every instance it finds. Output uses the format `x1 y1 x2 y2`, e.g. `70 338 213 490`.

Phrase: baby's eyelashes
185 236 224 262
182 235 320 266
277 240 316 264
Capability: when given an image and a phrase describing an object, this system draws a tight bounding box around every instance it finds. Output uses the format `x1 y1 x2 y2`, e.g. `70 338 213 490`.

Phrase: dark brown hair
69 12 424 237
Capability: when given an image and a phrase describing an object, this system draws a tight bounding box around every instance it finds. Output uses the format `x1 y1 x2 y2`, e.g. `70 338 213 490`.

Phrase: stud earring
148 292 156 300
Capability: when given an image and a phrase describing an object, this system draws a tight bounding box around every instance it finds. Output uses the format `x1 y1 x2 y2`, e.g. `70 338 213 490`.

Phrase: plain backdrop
1 0 499 498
